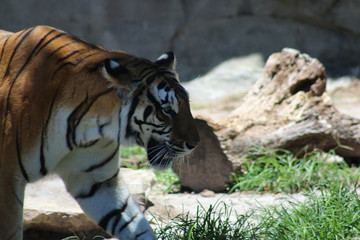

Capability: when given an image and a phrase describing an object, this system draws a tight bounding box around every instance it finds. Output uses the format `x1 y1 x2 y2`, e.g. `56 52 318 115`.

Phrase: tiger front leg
60 169 156 240
0 167 26 240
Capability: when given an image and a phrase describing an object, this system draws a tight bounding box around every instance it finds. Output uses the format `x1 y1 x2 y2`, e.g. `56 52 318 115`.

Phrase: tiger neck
119 102 136 146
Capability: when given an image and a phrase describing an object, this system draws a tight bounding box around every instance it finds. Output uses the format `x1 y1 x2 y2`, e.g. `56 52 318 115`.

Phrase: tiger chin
0 26 199 240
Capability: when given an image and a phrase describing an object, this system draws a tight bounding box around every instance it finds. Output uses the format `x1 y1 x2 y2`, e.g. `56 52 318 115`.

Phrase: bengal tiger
0 25 200 240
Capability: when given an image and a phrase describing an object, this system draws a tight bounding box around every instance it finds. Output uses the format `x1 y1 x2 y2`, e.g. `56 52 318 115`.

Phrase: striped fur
0 26 199 240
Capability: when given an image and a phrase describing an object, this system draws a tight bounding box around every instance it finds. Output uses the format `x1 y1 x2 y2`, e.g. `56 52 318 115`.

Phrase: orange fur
0 25 199 239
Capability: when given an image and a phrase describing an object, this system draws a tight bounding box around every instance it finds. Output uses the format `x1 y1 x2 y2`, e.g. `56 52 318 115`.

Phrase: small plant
120 145 146 159
228 148 360 193
257 183 360 239
120 145 148 169
155 200 258 240
154 168 181 193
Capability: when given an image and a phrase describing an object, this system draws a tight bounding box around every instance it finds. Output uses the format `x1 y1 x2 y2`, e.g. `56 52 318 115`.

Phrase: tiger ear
104 59 133 88
155 51 176 70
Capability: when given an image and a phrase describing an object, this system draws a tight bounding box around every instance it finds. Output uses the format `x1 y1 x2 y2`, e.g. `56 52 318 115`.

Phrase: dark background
1 0 359 80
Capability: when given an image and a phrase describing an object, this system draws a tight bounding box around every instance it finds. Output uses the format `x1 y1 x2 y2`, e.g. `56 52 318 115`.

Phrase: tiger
0 25 200 240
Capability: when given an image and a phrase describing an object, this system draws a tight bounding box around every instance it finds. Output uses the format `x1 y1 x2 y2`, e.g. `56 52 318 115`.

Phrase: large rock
24 168 156 239
1 0 360 79
175 48 360 192
172 119 232 192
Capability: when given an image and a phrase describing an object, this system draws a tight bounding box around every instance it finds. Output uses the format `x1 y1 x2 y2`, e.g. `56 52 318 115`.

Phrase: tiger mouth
146 138 185 170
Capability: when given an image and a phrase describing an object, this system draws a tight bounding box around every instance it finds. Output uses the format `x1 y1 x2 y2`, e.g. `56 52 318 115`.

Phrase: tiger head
103 52 200 170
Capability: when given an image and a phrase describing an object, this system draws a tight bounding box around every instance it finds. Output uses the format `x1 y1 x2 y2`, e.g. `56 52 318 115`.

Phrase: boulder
174 48 360 192
172 119 232 192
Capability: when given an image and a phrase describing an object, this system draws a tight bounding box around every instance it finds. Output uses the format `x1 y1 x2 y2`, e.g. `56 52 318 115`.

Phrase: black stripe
68 34 100 50
6 230 17 240
8 30 46 83
53 61 76 76
1 28 36 141
98 120 111 137
0 36 10 62
39 87 60 176
39 139 47 176
85 148 118 172
46 42 73 59
34 32 66 56
102 140 115 148
98 195 130 230
66 89 113 150
157 81 167 90
126 97 140 127
134 117 162 128
56 49 84 63
143 106 153 122
118 213 138 234
99 209 120 230
111 213 122 235
117 106 122 143
52 52 97 77
75 169 119 199
152 128 171 135
35 29 57 49
4 27 35 77
141 71 156 84
14 29 27 41
66 94 89 150
145 73 158 85
71 52 97 66
10 28 55 88
138 66 153 78
16 131 29 182
79 139 100 148
147 91 162 109
3 29 55 163
11 187 24 206
135 230 151 239
125 89 143 138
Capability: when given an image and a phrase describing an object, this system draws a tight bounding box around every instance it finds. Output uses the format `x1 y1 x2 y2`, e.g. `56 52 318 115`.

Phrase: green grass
156 183 360 240
154 168 181 193
63 146 360 239
120 145 148 169
228 148 360 193
120 145 146 159
120 146 180 193
155 200 258 240
257 183 360 239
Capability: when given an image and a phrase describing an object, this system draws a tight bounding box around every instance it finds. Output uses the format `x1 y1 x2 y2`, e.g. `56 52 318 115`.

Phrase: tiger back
0 26 199 240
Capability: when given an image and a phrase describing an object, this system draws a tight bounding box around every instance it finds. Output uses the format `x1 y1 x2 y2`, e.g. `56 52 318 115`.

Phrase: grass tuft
257 183 360 239
156 183 360 239
120 145 148 169
154 168 181 193
155 200 258 240
228 148 360 193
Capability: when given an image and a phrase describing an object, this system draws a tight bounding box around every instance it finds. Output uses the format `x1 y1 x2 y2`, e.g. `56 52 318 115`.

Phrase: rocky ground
24 170 308 239
23 55 360 239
